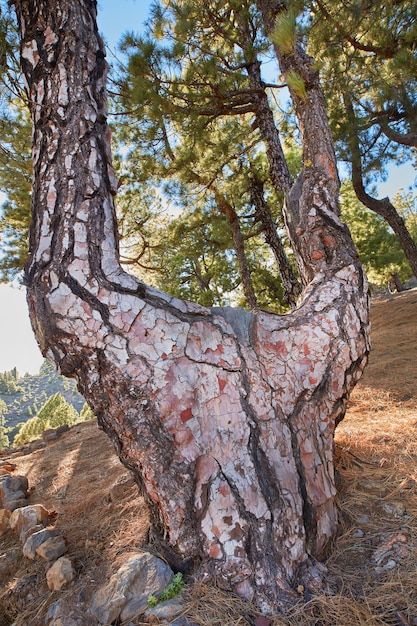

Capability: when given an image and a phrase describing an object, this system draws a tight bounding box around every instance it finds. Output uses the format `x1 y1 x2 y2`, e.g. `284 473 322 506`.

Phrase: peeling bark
15 0 370 612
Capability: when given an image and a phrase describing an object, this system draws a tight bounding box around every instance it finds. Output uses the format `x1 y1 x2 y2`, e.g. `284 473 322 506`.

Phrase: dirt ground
0 289 416 625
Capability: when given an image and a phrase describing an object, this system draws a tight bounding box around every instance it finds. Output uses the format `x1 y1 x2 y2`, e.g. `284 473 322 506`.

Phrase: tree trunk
243 45 303 307
248 174 302 308
345 95 417 278
352 168 417 280
15 0 370 612
214 189 258 311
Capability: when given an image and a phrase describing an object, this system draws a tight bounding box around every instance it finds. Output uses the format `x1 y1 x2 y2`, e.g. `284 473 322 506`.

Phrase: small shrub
147 572 185 608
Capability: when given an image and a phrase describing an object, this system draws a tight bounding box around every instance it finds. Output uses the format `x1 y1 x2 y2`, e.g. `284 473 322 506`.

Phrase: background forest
0 361 92 449
0 0 416 313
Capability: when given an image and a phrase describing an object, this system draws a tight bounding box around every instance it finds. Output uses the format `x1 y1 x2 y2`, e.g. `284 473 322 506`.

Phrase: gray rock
379 500 407 518
46 599 97 626
23 526 62 559
90 552 174 624
144 597 184 621
36 534 67 561
0 474 28 508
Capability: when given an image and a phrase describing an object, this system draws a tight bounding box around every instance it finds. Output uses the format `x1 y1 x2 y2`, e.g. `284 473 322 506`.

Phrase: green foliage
0 369 23 395
0 398 9 448
147 573 185 608
0 360 85 443
79 402 95 422
13 392 79 446
113 0 296 310
340 181 411 285
270 9 297 54
307 0 417 180
394 189 417 241
0 102 32 281
285 70 307 101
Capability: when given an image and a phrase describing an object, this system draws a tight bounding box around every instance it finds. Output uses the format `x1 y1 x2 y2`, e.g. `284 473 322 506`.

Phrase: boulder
23 527 62 559
46 557 75 591
90 552 174 624
9 504 50 541
36 534 67 561
144 597 185 623
0 474 28 509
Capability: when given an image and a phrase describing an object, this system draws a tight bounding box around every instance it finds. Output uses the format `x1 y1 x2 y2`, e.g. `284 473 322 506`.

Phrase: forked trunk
15 0 370 612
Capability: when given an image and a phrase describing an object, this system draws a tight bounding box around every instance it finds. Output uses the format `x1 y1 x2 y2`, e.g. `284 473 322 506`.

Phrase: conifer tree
13 0 369 609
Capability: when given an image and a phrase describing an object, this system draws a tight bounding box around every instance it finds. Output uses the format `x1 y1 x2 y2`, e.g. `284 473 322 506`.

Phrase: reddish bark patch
180 407 193 423
218 377 227 392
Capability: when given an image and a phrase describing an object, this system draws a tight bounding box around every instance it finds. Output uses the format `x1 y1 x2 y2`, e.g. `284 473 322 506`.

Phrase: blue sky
97 0 151 52
0 2 416 374
0 2 153 375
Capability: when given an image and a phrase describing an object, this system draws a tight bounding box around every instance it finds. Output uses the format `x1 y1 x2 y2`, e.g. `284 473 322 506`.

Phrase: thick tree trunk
15 0 370 612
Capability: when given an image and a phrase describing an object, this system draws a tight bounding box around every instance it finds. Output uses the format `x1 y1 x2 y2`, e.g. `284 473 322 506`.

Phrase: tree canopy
0 0 415 297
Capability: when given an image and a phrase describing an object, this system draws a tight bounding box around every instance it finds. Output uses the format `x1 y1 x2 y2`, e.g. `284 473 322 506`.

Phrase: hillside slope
0 289 416 626
1 361 85 432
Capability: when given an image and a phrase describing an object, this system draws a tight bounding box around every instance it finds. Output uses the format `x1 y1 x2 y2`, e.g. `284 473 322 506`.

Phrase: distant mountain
0 360 85 433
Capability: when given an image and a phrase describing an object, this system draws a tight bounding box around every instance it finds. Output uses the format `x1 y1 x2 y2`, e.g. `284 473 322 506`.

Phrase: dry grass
1 288 416 625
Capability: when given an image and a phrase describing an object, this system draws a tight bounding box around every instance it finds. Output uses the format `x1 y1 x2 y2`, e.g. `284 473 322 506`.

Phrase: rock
46 557 75 591
90 552 174 624
36 535 67 561
3 497 29 512
46 600 96 626
9 504 51 541
0 474 29 508
20 522 46 544
0 508 11 534
144 597 184 622
23 526 62 559
375 559 397 574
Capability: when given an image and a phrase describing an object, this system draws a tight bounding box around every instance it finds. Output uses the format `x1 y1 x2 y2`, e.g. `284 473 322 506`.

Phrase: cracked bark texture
15 0 370 612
